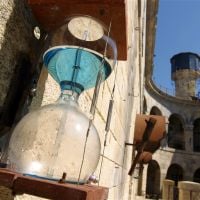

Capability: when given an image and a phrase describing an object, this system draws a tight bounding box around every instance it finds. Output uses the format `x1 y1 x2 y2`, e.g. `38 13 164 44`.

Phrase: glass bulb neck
58 90 79 105
60 81 84 95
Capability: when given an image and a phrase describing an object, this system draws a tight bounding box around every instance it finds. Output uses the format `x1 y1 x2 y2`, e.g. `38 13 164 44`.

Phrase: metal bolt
59 172 67 184
87 175 98 184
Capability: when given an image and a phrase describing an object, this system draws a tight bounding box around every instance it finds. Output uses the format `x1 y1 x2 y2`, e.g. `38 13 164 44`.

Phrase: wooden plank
27 0 127 60
0 169 108 200
28 0 125 5
0 169 17 188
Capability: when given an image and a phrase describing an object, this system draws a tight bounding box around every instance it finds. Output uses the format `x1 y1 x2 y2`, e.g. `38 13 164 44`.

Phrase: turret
171 52 200 99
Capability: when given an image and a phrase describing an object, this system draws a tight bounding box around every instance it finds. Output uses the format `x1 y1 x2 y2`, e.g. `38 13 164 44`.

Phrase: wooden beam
27 0 127 60
0 169 108 200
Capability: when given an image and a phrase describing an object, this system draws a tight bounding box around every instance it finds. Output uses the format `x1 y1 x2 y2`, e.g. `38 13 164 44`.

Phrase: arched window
166 164 183 186
193 168 200 183
193 118 200 152
146 160 161 199
168 114 185 150
150 106 162 116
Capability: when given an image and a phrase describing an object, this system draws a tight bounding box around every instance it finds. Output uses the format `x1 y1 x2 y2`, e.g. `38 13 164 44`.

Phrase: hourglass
7 16 117 184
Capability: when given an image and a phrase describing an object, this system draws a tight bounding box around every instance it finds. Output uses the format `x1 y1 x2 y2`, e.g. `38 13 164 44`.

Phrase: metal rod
125 142 135 146
90 70 103 115
103 20 112 58
98 101 114 184
79 20 112 184
105 99 114 132
71 48 82 91
90 19 112 115
77 120 93 184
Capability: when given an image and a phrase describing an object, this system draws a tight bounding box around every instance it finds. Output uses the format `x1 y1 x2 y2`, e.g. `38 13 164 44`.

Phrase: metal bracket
125 142 135 146
128 117 157 176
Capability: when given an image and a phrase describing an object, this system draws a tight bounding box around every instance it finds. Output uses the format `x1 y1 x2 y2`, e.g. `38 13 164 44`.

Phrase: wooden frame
0 169 108 200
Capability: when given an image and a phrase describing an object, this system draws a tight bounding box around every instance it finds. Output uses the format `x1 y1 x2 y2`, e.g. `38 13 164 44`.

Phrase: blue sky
153 0 200 94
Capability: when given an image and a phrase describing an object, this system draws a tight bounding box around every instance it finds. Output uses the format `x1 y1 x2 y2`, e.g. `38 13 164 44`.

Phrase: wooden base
0 169 108 200
27 0 127 60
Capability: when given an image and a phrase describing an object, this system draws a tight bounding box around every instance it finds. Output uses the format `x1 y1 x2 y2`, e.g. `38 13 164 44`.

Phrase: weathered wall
0 0 39 199
0 0 35 106
172 70 197 99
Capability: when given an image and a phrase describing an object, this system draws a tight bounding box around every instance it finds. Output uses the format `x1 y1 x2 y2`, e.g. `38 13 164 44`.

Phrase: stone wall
172 70 198 99
0 0 39 199
0 0 36 106
162 180 200 200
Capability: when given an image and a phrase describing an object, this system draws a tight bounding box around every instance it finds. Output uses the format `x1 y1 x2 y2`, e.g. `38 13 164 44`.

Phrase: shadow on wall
146 160 161 199
193 118 200 152
0 0 44 158
167 114 185 150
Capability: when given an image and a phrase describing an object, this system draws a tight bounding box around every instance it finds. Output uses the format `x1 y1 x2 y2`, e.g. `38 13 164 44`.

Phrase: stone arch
193 118 200 152
146 160 161 199
150 106 162 116
168 114 185 150
166 164 184 186
193 168 200 183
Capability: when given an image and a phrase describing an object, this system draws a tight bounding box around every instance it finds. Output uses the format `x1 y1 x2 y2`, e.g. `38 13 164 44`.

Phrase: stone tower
171 52 200 99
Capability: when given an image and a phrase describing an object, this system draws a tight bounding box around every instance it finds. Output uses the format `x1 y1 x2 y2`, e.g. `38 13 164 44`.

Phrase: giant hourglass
7 16 117 183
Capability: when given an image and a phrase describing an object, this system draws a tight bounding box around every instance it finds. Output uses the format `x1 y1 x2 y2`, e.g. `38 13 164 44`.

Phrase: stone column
178 181 200 200
162 179 175 200
137 164 144 196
